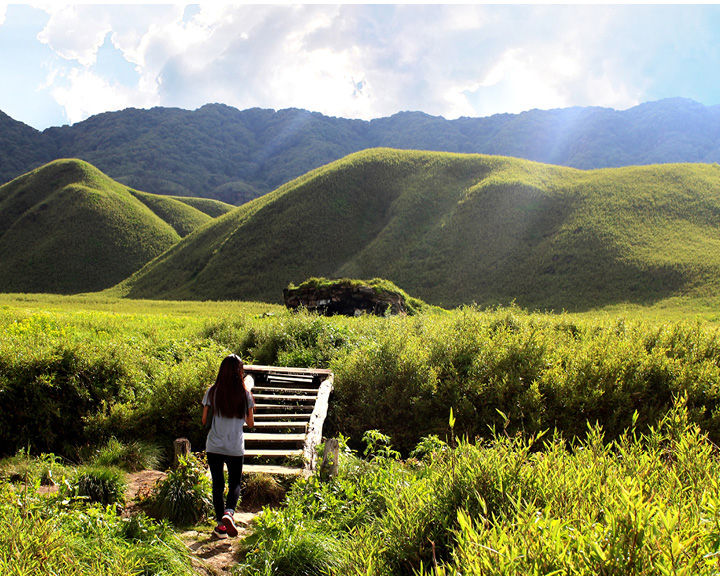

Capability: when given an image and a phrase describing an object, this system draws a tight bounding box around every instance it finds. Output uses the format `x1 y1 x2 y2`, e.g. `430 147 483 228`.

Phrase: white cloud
37 6 111 66
27 4 701 127
0 4 7 27
50 67 158 124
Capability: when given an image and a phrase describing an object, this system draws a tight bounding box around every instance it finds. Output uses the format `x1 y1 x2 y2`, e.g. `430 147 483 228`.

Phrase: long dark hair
208 354 249 419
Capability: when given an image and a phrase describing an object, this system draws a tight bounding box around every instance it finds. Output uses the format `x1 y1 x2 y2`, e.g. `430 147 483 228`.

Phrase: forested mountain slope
2 98 720 204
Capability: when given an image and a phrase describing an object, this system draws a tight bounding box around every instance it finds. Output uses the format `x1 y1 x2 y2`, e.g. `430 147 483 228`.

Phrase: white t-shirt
202 379 255 457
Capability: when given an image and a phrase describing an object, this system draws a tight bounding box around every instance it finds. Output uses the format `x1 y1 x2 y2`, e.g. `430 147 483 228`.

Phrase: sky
2 3 720 131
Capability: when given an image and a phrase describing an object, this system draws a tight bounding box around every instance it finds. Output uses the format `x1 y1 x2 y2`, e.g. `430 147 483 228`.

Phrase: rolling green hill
116 148 720 310
0 159 233 294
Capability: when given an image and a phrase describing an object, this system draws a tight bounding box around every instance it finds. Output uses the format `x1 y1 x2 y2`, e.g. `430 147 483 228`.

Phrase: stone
284 280 408 316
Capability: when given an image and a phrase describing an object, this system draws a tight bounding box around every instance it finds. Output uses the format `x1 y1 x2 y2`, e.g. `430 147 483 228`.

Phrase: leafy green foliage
145 454 212 525
239 511 343 576
68 465 127 506
0 481 194 575
0 159 229 294
4 295 720 460
89 438 160 472
0 303 228 457
0 450 71 486
121 148 720 311
242 402 720 576
4 98 720 202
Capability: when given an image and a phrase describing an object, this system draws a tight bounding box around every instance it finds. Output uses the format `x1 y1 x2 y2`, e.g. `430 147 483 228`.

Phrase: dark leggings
206 452 244 522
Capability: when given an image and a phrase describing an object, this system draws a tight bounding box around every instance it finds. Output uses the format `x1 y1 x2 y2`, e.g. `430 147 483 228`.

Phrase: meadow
3 293 720 574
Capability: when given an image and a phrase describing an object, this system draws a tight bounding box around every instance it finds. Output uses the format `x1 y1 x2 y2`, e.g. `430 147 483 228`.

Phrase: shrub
409 434 448 461
90 437 160 472
242 473 288 508
0 450 71 486
69 465 127 506
0 481 194 575
239 507 343 576
145 454 212 525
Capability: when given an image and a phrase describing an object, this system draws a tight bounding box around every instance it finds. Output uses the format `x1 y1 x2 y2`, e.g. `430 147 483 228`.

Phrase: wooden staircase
243 365 333 476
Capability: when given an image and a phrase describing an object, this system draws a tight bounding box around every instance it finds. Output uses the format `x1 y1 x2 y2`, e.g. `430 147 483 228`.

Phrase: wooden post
319 437 339 479
303 375 334 474
173 438 191 467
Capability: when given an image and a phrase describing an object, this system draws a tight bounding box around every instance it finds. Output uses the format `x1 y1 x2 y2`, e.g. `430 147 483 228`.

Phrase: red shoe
222 511 238 537
213 524 228 539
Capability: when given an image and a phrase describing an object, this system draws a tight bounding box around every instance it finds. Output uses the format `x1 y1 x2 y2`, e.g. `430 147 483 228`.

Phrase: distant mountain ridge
116 149 720 311
2 98 720 204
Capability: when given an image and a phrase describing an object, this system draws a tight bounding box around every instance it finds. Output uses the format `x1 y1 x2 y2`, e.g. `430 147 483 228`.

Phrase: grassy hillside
0 159 229 294
118 149 720 310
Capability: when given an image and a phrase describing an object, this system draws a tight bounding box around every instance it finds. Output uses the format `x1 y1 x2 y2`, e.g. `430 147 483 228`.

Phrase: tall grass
240 400 720 576
4 297 720 458
0 481 194 575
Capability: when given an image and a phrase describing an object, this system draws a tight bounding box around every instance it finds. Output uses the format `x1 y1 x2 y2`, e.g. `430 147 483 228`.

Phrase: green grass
3 293 720 458
118 149 720 311
0 480 194 575
2 293 720 573
69 465 127 506
0 159 230 294
240 402 720 576
89 438 161 472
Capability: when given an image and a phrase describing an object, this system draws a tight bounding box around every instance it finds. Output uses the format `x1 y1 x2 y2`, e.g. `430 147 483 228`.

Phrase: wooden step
249 421 307 430
266 373 317 380
253 393 316 402
254 403 314 410
244 448 303 458
245 432 305 443
245 364 332 376
253 386 319 395
243 464 303 475
253 412 311 420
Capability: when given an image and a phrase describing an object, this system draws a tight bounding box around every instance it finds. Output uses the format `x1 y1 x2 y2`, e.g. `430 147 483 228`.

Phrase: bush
89 437 160 472
242 473 288 508
0 450 71 486
239 507 343 576
0 481 194 575
145 454 212 525
69 465 127 506
239 400 720 576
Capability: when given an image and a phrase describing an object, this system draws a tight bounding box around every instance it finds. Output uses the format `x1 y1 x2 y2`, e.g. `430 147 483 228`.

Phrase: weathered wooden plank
267 375 317 383
244 448 303 458
253 412 312 420
254 403 315 411
245 364 332 376
253 385 319 394
249 421 308 429
303 375 334 474
244 464 303 475
253 393 316 402
245 432 305 443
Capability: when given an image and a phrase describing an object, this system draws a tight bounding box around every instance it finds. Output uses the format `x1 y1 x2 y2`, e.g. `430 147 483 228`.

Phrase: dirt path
179 511 258 575
125 471 259 575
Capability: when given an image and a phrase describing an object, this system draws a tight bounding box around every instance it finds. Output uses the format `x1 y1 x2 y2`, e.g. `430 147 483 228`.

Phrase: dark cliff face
284 282 407 316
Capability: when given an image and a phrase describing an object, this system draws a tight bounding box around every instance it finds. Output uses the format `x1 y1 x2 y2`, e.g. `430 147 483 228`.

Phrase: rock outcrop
284 280 408 316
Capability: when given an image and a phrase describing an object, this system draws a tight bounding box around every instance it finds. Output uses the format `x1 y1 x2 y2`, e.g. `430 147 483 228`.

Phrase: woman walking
201 354 255 539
